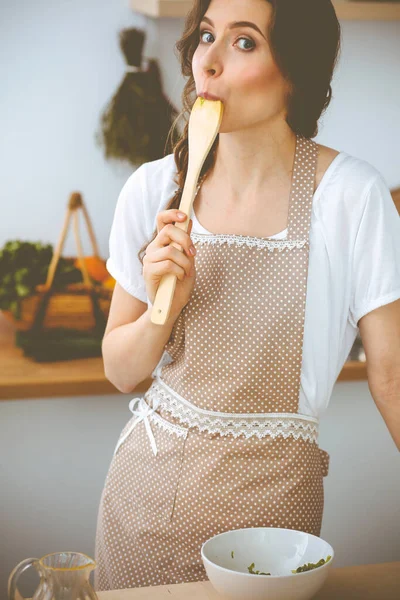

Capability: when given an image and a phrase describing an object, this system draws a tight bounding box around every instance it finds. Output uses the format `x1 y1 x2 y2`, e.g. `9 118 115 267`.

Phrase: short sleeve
106 166 150 303
349 174 400 328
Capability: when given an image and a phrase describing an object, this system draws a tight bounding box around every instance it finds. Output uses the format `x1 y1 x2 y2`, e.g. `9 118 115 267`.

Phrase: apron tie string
113 396 160 457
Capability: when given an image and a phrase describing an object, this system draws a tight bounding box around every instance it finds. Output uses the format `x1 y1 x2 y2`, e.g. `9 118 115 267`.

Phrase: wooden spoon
150 97 224 325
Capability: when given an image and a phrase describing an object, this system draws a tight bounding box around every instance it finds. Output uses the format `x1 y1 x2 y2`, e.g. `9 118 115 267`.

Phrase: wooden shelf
334 1 400 20
0 312 366 400
131 0 189 18
130 0 400 20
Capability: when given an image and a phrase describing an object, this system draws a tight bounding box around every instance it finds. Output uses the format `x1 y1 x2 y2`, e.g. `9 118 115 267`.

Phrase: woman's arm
359 298 400 451
102 283 179 394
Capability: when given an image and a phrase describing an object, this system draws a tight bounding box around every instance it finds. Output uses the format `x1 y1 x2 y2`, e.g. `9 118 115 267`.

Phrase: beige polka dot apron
94 134 330 591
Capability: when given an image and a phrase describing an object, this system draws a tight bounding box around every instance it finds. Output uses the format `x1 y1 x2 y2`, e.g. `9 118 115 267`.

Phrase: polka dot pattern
162 135 318 415
94 420 328 590
94 134 330 591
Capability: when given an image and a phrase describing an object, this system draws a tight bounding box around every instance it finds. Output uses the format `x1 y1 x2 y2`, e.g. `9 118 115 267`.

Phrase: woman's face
192 0 290 134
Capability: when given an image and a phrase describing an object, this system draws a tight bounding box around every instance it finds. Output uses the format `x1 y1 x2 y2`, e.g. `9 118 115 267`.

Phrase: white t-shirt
106 151 400 419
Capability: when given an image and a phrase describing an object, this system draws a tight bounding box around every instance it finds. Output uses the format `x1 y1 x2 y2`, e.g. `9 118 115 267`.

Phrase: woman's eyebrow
201 15 267 41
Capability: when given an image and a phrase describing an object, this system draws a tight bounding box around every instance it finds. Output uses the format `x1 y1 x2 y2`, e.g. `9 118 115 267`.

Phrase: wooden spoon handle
150 175 195 325
150 98 223 325
150 272 178 324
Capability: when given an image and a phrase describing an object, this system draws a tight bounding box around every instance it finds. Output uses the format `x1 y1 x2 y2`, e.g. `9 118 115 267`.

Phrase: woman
94 0 400 591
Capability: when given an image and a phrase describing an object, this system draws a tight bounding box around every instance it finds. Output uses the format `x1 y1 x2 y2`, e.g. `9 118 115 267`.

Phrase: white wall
1 1 399 597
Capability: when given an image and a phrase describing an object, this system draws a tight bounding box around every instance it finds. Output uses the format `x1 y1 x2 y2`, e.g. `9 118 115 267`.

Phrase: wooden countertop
95 562 399 599
0 312 367 400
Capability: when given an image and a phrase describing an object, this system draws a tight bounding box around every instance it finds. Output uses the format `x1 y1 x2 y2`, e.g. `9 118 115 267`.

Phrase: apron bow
113 396 160 457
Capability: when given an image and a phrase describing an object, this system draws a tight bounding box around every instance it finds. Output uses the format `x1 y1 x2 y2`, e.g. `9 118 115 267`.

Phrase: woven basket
2 192 113 334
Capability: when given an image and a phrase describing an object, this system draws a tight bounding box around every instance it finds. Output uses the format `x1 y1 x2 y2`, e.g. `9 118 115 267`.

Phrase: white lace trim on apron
191 232 307 251
146 350 319 446
113 370 320 457
147 378 319 445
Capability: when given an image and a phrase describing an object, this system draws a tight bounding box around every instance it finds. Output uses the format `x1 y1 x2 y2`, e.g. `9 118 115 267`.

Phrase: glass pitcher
8 552 98 600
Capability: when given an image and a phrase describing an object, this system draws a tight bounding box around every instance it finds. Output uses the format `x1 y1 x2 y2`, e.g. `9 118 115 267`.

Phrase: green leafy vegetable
247 563 271 576
291 555 332 573
245 555 331 576
0 240 84 319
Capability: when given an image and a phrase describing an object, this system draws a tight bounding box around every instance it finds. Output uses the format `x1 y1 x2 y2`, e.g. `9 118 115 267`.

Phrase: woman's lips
199 91 223 101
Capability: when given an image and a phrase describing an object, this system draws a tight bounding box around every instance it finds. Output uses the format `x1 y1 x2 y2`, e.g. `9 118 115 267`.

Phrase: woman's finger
156 209 188 235
144 244 193 277
153 222 195 258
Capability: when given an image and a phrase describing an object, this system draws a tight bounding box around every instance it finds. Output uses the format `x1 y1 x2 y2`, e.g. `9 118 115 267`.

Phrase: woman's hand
143 209 196 319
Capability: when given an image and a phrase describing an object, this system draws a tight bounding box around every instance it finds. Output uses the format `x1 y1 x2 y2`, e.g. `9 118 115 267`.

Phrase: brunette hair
138 0 341 264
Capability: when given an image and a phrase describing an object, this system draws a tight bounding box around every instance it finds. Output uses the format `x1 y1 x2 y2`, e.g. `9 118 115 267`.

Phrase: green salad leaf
291 555 332 573
247 562 271 576
244 555 332 576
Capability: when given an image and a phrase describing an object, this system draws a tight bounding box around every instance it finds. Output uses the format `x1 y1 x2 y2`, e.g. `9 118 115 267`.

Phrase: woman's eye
199 30 255 52
199 31 213 44
237 37 255 51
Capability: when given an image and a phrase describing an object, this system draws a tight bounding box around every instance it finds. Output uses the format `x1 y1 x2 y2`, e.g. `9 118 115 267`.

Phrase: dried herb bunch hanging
96 27 180 166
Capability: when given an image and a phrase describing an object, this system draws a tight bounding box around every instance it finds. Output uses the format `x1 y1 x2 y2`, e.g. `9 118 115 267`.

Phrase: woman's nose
201 56 222 77
200 45 223 76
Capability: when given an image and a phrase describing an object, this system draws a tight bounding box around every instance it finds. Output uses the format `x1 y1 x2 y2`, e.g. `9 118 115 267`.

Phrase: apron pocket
319 448 330 478
108 411 188 522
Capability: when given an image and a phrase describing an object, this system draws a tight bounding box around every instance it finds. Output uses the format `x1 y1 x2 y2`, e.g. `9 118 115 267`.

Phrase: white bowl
201 527 334 600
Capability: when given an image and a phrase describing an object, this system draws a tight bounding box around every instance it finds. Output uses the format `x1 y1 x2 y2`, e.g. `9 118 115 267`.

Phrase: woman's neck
207 126 297 204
